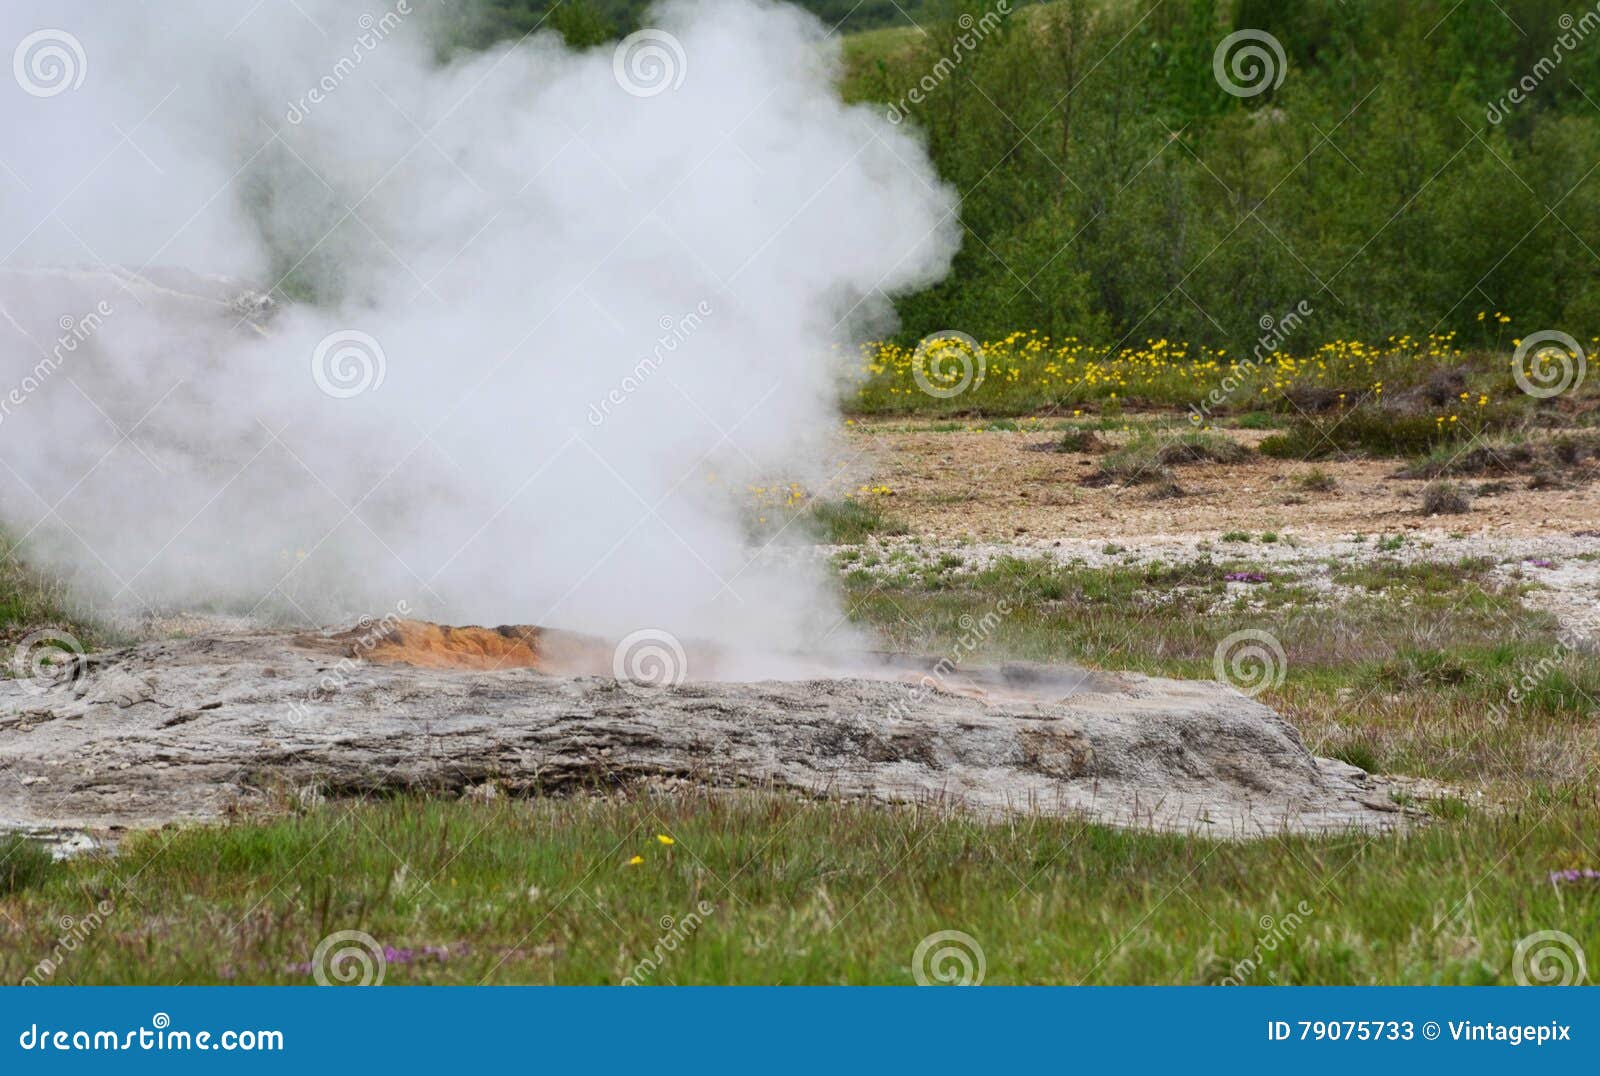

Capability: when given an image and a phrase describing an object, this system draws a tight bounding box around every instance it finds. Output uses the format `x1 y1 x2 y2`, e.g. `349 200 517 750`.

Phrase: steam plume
0 0 959 654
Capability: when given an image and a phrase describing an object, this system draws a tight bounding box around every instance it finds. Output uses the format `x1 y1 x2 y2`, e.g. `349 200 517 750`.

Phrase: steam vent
0 618 1408 842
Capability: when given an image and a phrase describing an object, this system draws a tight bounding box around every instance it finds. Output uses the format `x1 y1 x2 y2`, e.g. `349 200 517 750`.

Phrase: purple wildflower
1548 868 1600 886
1225 571 1268 584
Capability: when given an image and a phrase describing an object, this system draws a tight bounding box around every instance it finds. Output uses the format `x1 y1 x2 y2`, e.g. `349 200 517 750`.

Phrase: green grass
0 542 96 645
3 792 1595 985
808 497 909 544
1 835 54 897
842 554 1600 786
3 517 1598 986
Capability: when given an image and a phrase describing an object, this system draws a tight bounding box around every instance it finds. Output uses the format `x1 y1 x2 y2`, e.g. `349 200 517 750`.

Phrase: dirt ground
840 422 1600 543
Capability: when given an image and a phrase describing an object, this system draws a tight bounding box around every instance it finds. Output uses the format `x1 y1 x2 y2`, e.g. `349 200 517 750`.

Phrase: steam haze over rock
0 0 960 652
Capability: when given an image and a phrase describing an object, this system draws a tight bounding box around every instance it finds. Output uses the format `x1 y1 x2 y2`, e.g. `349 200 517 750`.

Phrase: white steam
0 0 958 652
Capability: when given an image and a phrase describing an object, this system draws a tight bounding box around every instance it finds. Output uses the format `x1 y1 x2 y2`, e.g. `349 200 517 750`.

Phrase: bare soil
841 422 1600 542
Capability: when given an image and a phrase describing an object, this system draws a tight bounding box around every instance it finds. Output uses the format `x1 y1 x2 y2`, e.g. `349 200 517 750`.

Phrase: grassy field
4 791 1597 986
3 539 1598 985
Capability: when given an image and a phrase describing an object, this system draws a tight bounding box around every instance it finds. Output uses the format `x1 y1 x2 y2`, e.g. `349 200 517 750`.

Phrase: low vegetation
2 790 1595 985
842 554 1600 788
1420 482 1472 516
1085 431 1250 486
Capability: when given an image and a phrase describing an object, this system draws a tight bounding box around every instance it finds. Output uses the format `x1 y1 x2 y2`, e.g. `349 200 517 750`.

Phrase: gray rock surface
0 629 1405 839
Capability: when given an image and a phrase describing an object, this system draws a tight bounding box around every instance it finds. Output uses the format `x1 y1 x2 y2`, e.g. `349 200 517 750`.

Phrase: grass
1 835 54 897
1086 431 1250 486
808 497 909 544
2 791 1596 985
3 480 1599 985
740 490 908 545
0 540 101 650
842 554 1600 787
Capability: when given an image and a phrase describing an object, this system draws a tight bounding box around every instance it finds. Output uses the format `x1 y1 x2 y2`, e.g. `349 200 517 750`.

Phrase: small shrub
1421 481 1471 516
1087 432 1247 485
1295 467 1337 492
1055 427 1106 453
1155 432 1251 465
